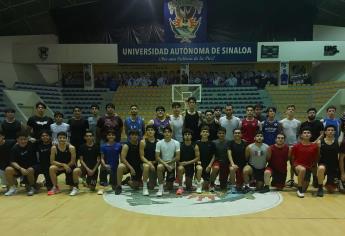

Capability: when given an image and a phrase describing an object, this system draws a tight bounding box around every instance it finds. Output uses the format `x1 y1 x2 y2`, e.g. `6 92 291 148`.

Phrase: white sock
143 181 148 188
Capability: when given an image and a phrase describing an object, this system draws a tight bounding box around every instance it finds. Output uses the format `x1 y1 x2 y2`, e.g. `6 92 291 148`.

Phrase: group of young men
1 99 345 199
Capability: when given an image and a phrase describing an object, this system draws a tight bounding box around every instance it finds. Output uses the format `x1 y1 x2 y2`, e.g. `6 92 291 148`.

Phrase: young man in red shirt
261 133 290 193
240 105 261 144
291 127 319 198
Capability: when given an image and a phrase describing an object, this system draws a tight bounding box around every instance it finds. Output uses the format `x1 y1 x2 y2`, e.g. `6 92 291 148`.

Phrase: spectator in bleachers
97 103 123 143
27 102 54 141
157 73 166 86
1 108 25 142
51 112 70 144
87 104 100 139
68 106 89 157
224 72 237 87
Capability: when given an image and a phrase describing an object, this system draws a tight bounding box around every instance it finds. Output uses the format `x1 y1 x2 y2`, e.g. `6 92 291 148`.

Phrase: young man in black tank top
79 130 100 192
176 129 202 195
140 125 157 196
195 126 216 191
115 129 142 195
316 125 340 197
183 97 203 142
4 132 39 196
48 132 81 196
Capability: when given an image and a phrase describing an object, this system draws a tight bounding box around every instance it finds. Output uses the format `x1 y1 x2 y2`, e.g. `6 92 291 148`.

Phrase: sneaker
69 187 79 196
97 189 104 195
297 190 304 198
143 188 149 196
176 187 184 195
259 185 270 194
242 185 251 194
196 183 202 194
209 186 215 193
47 186 60 196
156 185 163 197
286 179 295 188
316 188 324 197
114 186 122 195
4 187 17 196
27 187 35 196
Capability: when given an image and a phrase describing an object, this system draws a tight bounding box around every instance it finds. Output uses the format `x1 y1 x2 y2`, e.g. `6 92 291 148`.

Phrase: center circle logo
103 187 283 217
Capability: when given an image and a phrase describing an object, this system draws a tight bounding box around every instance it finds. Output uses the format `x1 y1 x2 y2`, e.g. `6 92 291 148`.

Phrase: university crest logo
103 186 283 217
167 0 203 43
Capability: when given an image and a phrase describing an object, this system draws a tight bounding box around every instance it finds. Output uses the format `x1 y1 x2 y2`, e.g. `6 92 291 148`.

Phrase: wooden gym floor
1 181 345 236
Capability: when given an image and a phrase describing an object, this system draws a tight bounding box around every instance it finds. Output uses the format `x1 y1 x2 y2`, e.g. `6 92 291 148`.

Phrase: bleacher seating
199 86 264 119
265 81 345 120
113 86 172 122
14 82 111 119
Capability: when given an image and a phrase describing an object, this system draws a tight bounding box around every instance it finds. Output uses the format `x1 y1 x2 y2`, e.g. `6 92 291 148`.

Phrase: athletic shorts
249 165 264 182
235 168 244 187
266 167 287 188
13 165 40 178
130 165 143 182
56 165 76 186
184 163 195 178
294 167 312 182
318 162 339 185
212 160 230 187
81 166 98 186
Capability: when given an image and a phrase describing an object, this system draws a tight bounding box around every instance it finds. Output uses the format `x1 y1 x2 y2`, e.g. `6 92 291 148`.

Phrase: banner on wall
164 0 207 43
279 62 289 86
83 64 94 90
119 43 257 64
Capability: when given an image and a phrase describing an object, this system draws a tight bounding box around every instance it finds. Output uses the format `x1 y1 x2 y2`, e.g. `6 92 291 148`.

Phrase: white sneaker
196 182 202 194
5 187 17 196
143 188 149 196
69 187 79 196
27 187 35 196
97 189 104 195
156 185 163 197
297 190 304 198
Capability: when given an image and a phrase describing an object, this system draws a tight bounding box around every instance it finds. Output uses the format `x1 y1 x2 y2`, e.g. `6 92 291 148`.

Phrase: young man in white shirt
155 126 180 196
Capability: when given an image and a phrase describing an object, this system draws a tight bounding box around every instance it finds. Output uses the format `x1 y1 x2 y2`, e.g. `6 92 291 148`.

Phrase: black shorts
318 162 339 184
13 165 40 185
130 165 143 182
57 166 76 186
249 165 264 182
165 167 175 182
184 164 195 178
81 166 98 186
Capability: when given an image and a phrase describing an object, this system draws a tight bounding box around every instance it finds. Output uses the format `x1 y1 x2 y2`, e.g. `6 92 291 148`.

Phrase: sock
318 184 323 190
298 186 303 192
143 181 148 188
